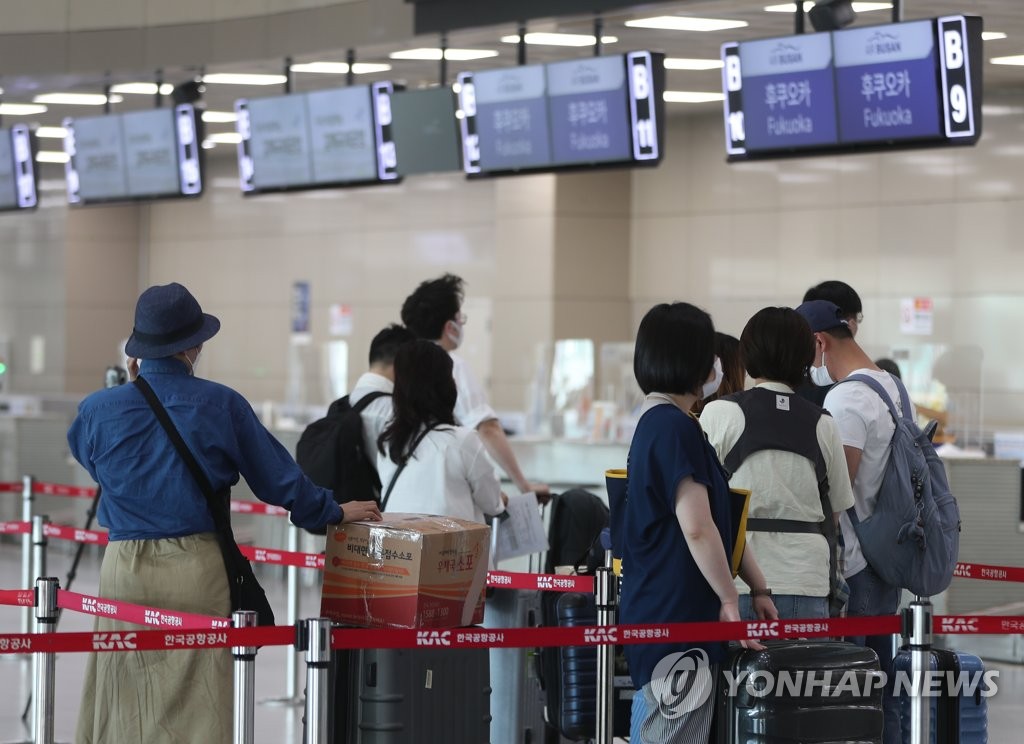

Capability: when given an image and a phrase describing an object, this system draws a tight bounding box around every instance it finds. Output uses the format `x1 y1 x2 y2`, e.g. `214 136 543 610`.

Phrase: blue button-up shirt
67 358 341 540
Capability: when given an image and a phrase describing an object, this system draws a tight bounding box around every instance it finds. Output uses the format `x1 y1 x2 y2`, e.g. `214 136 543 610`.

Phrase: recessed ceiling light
206 132 243 144
664 91 725 103
500 33 618 47
0 103 48 116
201 73 288 86
625 16 748 32
764 2 892 11
202 111 238 124
109 82 175 96
36 151 70 164
35 126 68 138
290 61 393 74
982 32 1007 41
33 93 123 105
665 58 725 71
202 140 217 150
390 48 500 61
991 55 1024 66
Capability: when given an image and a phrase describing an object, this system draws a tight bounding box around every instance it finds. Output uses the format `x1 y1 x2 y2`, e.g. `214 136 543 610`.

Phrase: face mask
184 348 201 376
701 356 724 400
810 352 835 387
446 320 463 350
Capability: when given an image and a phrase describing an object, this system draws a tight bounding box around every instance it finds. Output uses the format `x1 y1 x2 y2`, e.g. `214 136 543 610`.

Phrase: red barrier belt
57 590 232 630
0 626 293 655
33 482 97 499
229 501 288 517
0 590 34 607
486 570 595 593
0 482 21 493
953 562 1024 584
0 521 30 535
43 523 109 546
239 545 325 570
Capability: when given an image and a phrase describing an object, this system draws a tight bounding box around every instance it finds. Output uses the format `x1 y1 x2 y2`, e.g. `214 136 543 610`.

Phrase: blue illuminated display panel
739 32 839 152
834 20 941 143
547 56 631 166
471 65 553 172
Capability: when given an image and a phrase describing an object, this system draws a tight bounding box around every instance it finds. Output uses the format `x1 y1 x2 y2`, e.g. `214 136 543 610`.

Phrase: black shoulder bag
134 376 275 626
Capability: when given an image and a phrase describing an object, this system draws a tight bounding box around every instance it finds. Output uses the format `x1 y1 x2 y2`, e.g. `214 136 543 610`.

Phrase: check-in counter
507 437 629 501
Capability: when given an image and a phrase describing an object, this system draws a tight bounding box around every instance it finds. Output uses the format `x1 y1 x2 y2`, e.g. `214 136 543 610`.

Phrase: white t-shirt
701 382 855 597
377 425 504 524
450 352 497 431
350 372 394 464
824 369 916 578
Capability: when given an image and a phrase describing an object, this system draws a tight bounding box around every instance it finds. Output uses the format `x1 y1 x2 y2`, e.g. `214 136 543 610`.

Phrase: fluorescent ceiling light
202 111 238 124
36 151 70 164
206 132 243 144
35 126 68 138
665 57 724 70
764 2 892 11
390 48 500 61
982 32 1007 41
991 55 1024 66
34 93 123 105
109 82 175 96
625 16 747 32
201 140 217 150
500 33 617 47
201 73 288 86
290 61 392 74
0 103 48 116
664 91 725 103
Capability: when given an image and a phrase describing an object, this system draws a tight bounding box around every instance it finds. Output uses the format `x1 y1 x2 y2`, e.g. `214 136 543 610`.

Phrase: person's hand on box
339 501 382 523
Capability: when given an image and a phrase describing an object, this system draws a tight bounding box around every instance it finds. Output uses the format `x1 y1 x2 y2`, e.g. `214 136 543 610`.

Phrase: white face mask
446 319 463 350
701 356 724 400
184 348 201 376
810 352 835 387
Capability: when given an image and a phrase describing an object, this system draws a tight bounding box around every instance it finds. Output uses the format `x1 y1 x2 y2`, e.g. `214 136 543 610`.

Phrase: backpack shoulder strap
350 390 389 414
839 373 904 423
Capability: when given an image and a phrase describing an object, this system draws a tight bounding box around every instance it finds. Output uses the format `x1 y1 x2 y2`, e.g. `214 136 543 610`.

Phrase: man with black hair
350 324 416 460
798 280 864 405
401 274 550 501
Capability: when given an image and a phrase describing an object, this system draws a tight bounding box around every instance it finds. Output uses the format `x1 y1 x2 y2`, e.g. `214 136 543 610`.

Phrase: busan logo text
498 74 525 95
416 630 451 647
650 649 713 718
866 31 902 56
571 65 600 86
770 43 803 66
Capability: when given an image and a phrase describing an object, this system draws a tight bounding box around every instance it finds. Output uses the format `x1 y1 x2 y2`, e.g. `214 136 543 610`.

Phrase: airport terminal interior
0 0 1023 741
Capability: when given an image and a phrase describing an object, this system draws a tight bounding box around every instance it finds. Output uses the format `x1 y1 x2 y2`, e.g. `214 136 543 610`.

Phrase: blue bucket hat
125 283 220 359
795 299 849 334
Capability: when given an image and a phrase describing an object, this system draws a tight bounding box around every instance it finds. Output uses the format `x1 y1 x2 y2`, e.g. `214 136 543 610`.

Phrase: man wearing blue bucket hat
69 282 381 743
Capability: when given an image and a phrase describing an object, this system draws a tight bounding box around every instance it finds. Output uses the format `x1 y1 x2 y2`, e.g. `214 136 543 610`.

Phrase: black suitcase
550 592 632 741
893 647 989 744
717 640 884 743
329 644 491 743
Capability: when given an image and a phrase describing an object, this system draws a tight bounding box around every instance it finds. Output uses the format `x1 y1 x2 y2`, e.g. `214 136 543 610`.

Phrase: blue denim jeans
847 564 901 744
739 593 828 621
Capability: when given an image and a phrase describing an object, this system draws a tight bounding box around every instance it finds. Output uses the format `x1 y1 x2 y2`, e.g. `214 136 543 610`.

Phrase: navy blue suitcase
893 648 989 744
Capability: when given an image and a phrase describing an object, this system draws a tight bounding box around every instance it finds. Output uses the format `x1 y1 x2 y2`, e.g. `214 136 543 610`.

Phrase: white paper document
494 492 549 564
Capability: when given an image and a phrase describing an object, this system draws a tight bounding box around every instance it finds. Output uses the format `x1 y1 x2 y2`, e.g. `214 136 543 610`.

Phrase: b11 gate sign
722 15 982 160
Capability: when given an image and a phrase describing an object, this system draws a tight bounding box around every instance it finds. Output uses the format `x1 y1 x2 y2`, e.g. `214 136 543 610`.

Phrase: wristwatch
750 587 773 598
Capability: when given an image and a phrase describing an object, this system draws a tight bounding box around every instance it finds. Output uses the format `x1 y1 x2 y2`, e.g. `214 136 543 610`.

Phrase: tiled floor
0 539 1020 743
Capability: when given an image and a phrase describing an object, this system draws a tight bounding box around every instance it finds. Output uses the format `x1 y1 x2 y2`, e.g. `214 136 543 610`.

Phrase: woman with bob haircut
620 302 777 744
701 307 855 620
377 340 505 523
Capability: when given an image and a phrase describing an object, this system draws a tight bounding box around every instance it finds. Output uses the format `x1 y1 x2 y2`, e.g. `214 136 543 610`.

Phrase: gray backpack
839 374 961 597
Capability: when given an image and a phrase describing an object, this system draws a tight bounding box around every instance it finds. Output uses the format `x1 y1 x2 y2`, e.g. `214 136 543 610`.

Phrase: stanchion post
594 564 618 744
33 577 58 744
232 610 258 744
31 516 47 588
285 524 300 700
303 618 332 744
20 475 34 637
903 599 933 744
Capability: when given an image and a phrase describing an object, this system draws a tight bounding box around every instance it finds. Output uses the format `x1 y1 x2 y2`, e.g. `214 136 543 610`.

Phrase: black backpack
296 392 388 515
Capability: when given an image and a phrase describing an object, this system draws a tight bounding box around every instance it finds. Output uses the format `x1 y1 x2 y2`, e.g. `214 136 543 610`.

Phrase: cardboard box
320 513 491 629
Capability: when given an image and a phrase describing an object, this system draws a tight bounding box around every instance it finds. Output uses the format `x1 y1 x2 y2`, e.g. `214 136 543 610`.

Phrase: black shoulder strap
350 390 389 415
134 376 218 507
379 424 436 512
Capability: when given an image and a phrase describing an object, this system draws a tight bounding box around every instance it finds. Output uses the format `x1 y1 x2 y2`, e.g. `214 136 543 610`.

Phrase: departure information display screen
64 105 202 205
458 51 664 175
236 83 398 193
390 87 462 176
722 15 981 160
0 126 37 211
